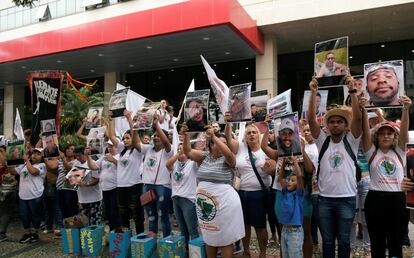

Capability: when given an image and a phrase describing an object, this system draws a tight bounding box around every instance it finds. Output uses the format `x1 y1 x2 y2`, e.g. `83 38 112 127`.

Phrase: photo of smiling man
364 60 404 108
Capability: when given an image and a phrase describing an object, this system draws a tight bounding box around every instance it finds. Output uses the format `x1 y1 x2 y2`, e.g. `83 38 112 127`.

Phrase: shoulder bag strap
316 136 331 181
343 135 361 182
153 152 162 185
247 146 267 191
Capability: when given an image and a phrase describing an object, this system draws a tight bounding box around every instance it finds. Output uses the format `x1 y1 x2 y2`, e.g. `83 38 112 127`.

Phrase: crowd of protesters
0 72 413 258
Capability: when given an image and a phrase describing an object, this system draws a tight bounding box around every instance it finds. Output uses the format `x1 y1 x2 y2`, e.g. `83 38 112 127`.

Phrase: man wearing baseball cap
277 117 301 156
365 63 402 106
308 74 362 258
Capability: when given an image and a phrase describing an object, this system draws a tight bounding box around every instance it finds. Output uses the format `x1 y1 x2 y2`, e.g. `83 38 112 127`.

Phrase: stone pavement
1 218 414 257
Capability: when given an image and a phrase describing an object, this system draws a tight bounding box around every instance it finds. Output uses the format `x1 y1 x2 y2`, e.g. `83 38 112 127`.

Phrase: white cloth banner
200 55 229 113
114 83 146 136
14 108 24 140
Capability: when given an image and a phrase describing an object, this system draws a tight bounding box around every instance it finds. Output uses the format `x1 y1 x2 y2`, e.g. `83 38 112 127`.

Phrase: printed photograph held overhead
184 89 210 132
227 83 252 123
343 75 367 106
41 119 56 134
109 88 129 118
364 60 404 108
85 107 103 129
87 126 106 139
251 90 268 133
133 102 161 130
267 89 292 119
6 139 25 166
315 36 349 87
273 112 302 157
42 132 60 158
302 90 328 123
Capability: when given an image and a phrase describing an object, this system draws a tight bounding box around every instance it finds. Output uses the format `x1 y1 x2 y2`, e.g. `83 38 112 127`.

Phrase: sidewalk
1 219 414 257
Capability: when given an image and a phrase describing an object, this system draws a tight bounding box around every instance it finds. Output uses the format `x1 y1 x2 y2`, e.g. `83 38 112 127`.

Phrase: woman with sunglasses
182 124 244 258
361 95 411 257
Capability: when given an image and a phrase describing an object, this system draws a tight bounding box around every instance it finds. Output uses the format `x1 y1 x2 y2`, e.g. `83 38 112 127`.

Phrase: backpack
316 134 361 183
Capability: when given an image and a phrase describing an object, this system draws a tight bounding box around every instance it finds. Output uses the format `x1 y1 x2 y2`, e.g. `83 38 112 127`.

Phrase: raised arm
24 155 40 175
292 156 303 190
166 152 179 171
207 126 236 168
360 98 372 152
182 124 203 163
398 95 412 149
277 158 287 187
346 75 362 138
125 110 142 152
106 114 120 148
76 118 87 142
260 123 278 160
153 114 171 152
224 112 239 154
87 155 99 171
308 77 321 139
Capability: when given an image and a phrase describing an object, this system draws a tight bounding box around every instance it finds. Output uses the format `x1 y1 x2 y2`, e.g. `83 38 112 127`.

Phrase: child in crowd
278 155 304 258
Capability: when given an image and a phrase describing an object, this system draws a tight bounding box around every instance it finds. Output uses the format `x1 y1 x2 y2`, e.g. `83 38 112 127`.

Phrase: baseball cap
372 121 400 135
32 147 43 153
279 118 295 132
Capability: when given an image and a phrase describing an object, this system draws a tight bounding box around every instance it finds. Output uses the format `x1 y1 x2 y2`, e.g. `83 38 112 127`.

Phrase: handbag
140 157 162 206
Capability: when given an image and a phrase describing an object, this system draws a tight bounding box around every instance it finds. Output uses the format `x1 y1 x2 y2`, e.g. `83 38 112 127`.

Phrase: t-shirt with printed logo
95 154 119 191
16 163 46 200
315 131 361 197
116 142 143 187
365 145 405 192
141 144 173 188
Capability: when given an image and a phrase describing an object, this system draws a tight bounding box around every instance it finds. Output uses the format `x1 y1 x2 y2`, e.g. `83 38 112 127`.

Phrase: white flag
200 55 229 113
115 83 146 136
14 108 24 140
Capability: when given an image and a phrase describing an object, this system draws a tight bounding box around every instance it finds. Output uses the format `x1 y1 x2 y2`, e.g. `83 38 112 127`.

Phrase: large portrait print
364 60 404 108
315 36 349 87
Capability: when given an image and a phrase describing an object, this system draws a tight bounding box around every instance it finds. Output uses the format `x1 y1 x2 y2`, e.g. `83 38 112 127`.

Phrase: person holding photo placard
360 95 411 258
308 74 362 258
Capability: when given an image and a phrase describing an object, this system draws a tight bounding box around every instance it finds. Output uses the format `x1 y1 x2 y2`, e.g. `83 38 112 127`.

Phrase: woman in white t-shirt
108 110 145 234
139 114 173 237
9 148 46 244
225 122 273 258
361 96 411 258
87 140 121 231
166 144 199 243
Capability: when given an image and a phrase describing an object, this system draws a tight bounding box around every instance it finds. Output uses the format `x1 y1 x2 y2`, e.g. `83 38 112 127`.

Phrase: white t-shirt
305 143 320 195
95 154 119 191
365 145 405 192
236 142 271 191
141 144 173 187
157 109 170 131
170 160 198 202
73 161 103 204
116 142 143 187
315 131 361 197
16 163 47 200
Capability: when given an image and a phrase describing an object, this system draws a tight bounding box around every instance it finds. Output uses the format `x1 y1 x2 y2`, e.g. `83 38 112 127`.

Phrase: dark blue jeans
103 189 121 230
311 194 319 245
58 189 78 219
172 196 199 242
44 184 63 230
143 184 171 237
19 196 43 230
318 196 356 258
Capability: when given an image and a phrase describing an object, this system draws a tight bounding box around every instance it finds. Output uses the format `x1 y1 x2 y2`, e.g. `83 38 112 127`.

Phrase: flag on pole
14 108 24 140
114 83 146 136
200 55 229 113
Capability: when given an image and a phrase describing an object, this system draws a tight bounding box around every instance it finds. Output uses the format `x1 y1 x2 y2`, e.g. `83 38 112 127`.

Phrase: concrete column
3 85 25 137
255 35 278 97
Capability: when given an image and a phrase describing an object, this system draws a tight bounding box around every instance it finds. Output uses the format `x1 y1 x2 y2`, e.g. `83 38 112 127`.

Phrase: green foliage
58 134 85 151
59 85 106 135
